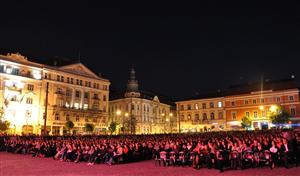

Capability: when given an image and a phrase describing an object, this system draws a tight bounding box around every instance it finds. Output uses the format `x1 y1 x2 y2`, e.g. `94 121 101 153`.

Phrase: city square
1 1 300 176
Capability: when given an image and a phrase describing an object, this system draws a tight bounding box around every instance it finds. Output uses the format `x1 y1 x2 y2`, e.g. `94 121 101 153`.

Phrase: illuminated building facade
109 68 176 134
176 78 300 132
225 79 300 130
0 53 110 135
176 95 226 132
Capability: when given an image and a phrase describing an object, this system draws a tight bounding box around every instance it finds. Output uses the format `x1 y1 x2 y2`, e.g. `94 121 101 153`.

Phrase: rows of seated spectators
0 129 299 172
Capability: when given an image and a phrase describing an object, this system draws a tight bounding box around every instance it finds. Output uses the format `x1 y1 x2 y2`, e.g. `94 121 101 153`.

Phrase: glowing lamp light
116 110 121 116
166 118 169 122
270 105 277 113
161 113 165 116
124 112 129 117
259 105 264 110
169 113 173 117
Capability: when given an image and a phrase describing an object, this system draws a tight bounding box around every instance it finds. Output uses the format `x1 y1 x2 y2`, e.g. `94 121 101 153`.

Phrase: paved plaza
0 152 299 176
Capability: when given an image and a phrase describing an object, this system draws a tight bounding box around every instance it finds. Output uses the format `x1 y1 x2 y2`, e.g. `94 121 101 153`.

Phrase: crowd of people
0 129 299 172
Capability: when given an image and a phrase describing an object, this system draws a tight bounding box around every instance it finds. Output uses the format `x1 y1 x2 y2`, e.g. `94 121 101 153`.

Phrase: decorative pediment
6 53 28 62
153 96 160 103
59 63 99 78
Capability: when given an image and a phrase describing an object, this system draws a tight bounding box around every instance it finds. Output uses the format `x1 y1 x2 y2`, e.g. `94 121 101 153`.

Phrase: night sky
1 1 300 100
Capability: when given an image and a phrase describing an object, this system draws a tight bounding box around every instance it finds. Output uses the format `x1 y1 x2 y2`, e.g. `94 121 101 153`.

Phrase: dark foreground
0 153 299 176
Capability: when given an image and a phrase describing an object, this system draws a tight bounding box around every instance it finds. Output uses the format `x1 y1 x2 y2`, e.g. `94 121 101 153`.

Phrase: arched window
210 112 215 120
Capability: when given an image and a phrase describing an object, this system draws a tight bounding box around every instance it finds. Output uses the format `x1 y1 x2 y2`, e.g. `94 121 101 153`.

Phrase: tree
0 107 10 133
270 109 290 128
241 116 251 129
65 120 74 135
84 123 95 134
108 121 118 135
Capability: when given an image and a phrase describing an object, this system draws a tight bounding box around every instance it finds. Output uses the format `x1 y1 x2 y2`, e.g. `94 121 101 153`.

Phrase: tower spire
126 66 139 93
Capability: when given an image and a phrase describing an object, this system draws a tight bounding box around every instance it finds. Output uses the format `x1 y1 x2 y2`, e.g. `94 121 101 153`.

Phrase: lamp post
116 110 121 134
124 112 129 134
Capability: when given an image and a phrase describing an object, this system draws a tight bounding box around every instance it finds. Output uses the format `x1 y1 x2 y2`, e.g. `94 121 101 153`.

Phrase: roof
178 78 299 102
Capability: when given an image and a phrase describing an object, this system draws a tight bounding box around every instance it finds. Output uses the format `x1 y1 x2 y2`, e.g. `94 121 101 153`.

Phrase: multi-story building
109 68 176 134
225 78 300 130
176 78 300 132
0 53 110 135
176 93 226 132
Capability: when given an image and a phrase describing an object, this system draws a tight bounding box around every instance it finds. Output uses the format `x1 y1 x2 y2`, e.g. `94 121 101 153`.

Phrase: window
187 114 191 120
232 112 237 120
180 105 184 110
262 111 266 117
93 94 99 99
195 114 200 121
66 114 70 121
85 118 89 122
57 75 60 81
202 103 206 109
84 92 89 99
83 104 88 110
70 78 74 84
218 101 222 108
291 108 296 116
187 104 192 110
253 99 257 104
203 113 208 120
244 100 249 105
269 97 273 102
76 115 79 122
245 111 250 117
210 102 214 108
11 67 19 75
79 80 83 86
67 77 70 83
180 115 184 121
56 87 63 94
254 111 258 118
289 96 294 101
231 101 235 106
66 90 72 97
96 83 99 89
61 76 64 82
74 103 80 109
58 99 64 107
93 83 97 88
27 84 34 91
210 112 215 120
85 81 88 87
75 90 80 98
0 65 4 72
76 79 79 85
88 82 91 87
195 103 199 110
260 98 264 103
275 97 280 102
218 112 223 119
26 98 33 104
55 113 60 121
103 95 107 101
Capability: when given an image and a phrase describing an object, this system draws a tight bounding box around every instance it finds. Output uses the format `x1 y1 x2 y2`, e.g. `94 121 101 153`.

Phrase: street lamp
169 113 173 133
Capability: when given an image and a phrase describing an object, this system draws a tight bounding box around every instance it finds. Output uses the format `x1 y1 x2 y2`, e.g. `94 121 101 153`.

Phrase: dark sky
1 1 300 99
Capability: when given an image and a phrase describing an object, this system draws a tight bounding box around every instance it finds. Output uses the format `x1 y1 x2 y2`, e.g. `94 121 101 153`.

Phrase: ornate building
176 78 300 132
0 53 110 135
109 67 176 134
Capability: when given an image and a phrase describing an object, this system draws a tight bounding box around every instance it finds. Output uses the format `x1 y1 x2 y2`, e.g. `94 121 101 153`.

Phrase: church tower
125 66 141 98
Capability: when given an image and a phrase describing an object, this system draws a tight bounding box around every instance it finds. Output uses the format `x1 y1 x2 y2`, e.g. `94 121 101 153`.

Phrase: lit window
289 96 294 101
244 100 248 105
253 99 257 104
218 112 223 119
32 70 42 79
254 111 258 118
83 104 88 110
245 111 250 117
74 103 80 109
187 104 192 110
210 102 214 108
210 112 215 120
195 103 199 110
218 101 222 108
